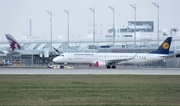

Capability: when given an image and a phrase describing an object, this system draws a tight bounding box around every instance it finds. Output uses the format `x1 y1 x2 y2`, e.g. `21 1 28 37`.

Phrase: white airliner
53 37 172 69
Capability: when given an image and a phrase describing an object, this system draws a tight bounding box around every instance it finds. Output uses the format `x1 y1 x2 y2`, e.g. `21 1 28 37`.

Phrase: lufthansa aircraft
53 37 172 68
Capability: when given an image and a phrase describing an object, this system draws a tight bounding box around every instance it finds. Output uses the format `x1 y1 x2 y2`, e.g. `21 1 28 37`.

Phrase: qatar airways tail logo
6 35 21 51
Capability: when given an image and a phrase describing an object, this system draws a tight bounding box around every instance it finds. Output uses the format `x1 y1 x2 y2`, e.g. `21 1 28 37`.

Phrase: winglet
151 37 172 54
5 34 22 51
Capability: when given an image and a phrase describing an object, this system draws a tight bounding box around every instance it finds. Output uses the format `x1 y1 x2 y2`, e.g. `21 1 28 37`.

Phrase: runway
0 68 179 75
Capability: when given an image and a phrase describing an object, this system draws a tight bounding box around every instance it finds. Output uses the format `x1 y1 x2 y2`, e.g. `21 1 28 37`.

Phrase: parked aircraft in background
0 47 10 57
0 51 8 57
5 34 47 55
5 34 22 51
5 34 97 56
53 37 173 69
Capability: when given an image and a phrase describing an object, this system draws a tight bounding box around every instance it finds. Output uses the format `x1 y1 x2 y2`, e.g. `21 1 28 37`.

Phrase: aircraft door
68 53 72 60
147 54 151 62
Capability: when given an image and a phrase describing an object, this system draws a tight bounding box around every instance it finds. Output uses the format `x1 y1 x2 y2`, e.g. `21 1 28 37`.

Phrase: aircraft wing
107 54 137 64
9 51 21 55
92 53 138 64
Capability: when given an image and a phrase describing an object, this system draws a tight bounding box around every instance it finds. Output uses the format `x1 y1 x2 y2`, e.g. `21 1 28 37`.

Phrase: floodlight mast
89 6 95 47
63 10 69 50
153 2 159 46
46 10 52 60
130 4 136 48
109 6 115 46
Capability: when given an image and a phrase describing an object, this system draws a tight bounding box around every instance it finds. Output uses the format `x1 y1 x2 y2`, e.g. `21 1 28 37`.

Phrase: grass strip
0 75 180 106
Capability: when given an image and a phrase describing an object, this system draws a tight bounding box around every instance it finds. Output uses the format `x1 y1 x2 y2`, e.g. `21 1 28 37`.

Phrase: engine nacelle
95 61 107 67
89 63 92 67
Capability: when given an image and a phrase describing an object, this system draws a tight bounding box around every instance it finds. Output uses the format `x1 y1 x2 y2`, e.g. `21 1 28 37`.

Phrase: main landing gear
106 65 116 69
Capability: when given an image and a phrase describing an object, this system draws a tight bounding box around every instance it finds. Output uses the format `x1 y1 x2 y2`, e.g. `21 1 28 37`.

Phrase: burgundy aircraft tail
5 34 22 51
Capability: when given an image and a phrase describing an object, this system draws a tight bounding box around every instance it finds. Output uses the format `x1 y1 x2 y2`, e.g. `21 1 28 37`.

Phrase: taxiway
0 68 179 75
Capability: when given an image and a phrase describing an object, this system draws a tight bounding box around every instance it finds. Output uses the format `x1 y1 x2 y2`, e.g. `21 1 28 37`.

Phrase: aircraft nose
53 57 58 62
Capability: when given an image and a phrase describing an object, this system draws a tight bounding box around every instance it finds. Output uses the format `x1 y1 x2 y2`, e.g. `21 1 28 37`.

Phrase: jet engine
95 61 107 67
89 63 92 67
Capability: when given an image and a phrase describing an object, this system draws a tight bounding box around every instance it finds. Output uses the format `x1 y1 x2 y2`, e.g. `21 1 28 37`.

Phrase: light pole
63 10 69 50
108 6 115 46
46 10 52 60
153 2 159 46
130 4 136 48
89 6 95 47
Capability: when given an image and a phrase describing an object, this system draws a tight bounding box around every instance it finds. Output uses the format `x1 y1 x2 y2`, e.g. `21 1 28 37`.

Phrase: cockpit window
59 54 64 57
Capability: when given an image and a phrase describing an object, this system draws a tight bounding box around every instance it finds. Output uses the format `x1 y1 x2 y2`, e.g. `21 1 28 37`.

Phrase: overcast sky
0 0 180 40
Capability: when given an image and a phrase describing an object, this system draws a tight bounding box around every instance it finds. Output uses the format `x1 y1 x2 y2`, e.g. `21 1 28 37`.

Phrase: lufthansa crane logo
162 42 169 49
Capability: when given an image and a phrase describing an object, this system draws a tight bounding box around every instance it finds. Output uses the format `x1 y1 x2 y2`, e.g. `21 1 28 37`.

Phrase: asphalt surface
0 68 179 75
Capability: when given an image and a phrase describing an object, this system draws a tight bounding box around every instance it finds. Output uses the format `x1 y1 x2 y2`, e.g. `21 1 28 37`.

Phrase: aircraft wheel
107 65 111 69
112 65 116 69
60 66 64 69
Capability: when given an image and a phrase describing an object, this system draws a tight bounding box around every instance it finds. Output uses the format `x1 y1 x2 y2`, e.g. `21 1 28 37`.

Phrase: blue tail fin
151 37 172 54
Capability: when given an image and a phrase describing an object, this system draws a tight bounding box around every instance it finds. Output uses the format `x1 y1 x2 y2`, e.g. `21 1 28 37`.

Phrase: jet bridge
33 43 42 50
